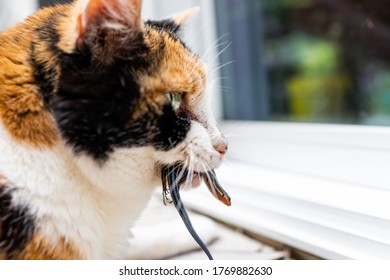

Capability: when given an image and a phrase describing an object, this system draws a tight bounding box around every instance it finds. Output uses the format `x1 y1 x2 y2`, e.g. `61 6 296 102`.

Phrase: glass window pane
215 0 390 125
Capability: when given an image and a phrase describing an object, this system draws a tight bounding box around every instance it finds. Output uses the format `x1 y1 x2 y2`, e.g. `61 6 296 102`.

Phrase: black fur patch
0 184 36 259
146 20 191 51
146 19 182 34
54 59 139 160
30 9 63 106
153 105 191 150
30 44 58 106
35 10 62 52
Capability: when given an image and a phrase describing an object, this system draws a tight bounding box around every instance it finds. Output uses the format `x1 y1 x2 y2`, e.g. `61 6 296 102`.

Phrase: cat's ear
172 7 200 26
156 7 199 36
59 0 144 56
76 0 143 39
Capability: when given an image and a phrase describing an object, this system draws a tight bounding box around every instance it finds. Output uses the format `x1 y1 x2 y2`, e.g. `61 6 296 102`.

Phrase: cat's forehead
143 20 192 58
135 22 207 96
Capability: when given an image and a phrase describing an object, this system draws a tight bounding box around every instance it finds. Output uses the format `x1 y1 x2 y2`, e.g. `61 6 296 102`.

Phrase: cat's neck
76 147 159 195
0 121 158 259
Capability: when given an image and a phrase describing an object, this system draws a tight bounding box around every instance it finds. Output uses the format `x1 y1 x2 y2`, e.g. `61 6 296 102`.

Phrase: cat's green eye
166 92 183 112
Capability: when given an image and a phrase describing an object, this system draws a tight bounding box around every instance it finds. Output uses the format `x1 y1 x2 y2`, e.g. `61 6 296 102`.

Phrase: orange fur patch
0 9 60 148
12 234 84 260
57 2 82 53
0 174 6 185
139 27 207 102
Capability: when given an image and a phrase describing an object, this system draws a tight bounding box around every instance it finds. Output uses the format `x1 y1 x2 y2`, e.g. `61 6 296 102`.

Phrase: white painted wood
221 122 390 191
182 161 390 259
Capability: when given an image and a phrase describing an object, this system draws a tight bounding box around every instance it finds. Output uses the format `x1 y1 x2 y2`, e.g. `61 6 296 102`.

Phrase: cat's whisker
222 133 243 140
222 125 246 139
208 60 235 76
217 85 231 90
199 161 218 198
223 158 235 170
217 76 233 80
203 158 215 174
163 162 186 191
187 58 204 83
217 87 231 94
201 34 230 59
176 162 188 187
202 37 230 62
186 17 225 56
198 158 209 174
184 156 192 175
207 42 233 68
186 150 196 186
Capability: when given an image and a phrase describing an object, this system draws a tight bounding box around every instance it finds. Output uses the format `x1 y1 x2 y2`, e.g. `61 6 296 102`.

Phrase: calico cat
0 0 228 259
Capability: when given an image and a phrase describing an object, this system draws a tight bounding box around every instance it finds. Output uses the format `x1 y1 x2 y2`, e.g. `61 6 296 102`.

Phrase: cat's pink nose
213 137 228 156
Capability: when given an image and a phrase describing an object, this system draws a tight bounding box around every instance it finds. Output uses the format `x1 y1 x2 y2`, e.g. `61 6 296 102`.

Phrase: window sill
183 121 390 259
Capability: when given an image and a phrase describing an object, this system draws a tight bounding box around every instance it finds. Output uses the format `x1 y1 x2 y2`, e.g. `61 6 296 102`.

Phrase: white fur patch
0 122 157 259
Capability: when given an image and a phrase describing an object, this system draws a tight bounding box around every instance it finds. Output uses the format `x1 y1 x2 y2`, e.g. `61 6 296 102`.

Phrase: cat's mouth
160 164 231 207
156 164 199 187
179 171 202 189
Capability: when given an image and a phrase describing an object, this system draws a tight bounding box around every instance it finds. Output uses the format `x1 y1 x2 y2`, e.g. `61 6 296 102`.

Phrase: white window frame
143 1 390 260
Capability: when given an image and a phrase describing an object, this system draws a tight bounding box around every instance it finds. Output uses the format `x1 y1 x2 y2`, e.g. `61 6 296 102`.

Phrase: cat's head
52 0 227 184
